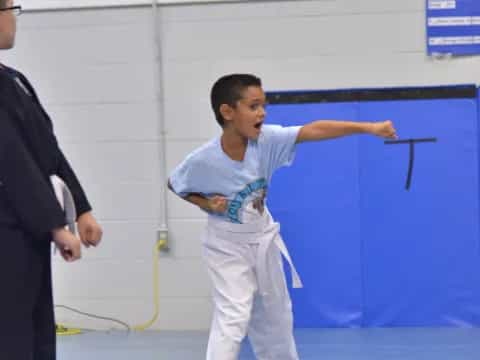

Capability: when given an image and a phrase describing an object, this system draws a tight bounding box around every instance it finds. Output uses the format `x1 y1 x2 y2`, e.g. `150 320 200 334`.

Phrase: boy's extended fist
371 120 397 139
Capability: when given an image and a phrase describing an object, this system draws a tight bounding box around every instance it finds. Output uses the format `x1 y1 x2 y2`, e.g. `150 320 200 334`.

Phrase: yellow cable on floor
55 240 165 334
56 324 82 336
133 239 166 331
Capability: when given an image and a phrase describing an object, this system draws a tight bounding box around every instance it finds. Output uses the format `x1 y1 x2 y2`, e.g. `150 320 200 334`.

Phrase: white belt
50 175 77 234
207 211 303 297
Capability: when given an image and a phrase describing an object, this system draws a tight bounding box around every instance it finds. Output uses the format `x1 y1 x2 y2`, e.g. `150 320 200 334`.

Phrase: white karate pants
203 211 302 360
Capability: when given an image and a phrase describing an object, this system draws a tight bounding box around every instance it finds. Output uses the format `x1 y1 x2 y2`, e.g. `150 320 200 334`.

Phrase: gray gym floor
58 327 480 359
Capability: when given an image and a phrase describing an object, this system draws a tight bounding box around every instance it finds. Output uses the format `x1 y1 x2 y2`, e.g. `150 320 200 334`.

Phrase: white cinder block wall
2 0 480 330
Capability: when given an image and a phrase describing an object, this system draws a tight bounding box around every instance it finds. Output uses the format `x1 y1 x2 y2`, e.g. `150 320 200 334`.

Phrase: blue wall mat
266 93 480 328
266 103 363 327
358 99 480 326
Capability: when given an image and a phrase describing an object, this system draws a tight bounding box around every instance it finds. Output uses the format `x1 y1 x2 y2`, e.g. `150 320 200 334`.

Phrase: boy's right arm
167 181 227 214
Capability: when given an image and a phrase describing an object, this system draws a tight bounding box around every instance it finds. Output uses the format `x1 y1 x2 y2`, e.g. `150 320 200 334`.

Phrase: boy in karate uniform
169 74 396 360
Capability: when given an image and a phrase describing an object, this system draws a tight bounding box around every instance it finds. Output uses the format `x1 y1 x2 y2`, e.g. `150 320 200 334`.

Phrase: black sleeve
16 71 92 218
56 150 92 217
0 109 67 238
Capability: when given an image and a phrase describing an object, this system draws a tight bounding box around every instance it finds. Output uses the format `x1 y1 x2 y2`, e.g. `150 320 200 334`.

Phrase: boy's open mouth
254 122 263 129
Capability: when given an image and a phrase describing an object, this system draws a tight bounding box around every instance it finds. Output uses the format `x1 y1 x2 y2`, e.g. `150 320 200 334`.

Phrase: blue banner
426 0 480 55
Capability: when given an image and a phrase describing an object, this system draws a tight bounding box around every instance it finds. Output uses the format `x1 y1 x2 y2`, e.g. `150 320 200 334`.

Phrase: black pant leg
0 227 39 360
33 248 56 360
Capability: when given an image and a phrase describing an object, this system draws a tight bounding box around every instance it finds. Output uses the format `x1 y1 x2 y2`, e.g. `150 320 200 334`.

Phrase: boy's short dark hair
210 74 262 127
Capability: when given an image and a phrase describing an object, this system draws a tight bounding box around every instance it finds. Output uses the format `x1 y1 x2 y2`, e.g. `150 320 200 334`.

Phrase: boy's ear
220 103 234 122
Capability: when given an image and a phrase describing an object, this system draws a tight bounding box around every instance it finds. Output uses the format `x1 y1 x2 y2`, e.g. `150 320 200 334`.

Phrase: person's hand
370 120 397 139
52 228 82 262
77 212 103 248
207 196 228 214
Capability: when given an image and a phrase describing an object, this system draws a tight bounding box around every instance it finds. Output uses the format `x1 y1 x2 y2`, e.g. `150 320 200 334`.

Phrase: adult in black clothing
0 1 103 359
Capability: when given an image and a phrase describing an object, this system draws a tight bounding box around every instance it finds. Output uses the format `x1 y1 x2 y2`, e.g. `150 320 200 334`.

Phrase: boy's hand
370 120 397 139
77 211 103 248
207 195 228 214
52 228 82 262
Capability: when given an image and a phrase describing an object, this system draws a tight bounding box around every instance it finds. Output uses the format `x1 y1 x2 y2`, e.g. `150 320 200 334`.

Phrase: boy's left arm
296 120 397 143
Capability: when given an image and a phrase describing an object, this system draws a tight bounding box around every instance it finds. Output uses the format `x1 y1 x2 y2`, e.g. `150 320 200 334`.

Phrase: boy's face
0 0 17 50
222 85 267 140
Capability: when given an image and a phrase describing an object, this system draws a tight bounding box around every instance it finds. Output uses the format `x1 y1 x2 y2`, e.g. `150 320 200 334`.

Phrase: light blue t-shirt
169 124 301 224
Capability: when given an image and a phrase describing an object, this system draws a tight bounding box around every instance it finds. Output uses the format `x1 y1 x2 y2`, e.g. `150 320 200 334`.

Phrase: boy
0 2 102 359
169 74 396 359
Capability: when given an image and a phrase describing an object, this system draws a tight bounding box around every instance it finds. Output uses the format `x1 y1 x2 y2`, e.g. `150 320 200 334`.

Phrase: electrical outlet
157 228 169 252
